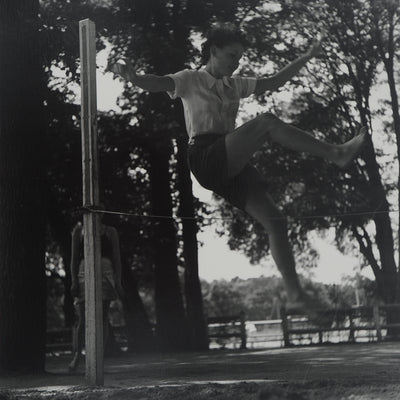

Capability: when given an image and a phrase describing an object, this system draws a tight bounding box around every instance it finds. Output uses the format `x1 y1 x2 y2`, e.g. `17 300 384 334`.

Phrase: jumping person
69 214 124 372
110 24 367 314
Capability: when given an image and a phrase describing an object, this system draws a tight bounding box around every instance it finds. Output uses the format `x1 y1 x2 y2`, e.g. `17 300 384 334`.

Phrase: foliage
211 0 400 305
201 274 378 321
45 270 379 330
38 0 400 338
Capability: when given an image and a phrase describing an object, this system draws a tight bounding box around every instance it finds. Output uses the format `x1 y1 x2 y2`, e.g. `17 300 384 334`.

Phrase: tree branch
352 225 383 287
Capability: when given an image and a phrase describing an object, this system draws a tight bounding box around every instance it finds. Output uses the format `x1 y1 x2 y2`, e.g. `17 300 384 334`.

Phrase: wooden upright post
281 307 290 347
79 18 103 386
373 305 382 342
239 311 247 350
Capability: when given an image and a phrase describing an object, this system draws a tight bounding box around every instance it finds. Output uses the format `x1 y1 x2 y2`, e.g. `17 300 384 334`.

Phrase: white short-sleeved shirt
167 68 257 140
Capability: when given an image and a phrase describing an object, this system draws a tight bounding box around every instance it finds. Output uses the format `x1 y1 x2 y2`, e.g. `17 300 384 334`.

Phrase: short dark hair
201 23 249 64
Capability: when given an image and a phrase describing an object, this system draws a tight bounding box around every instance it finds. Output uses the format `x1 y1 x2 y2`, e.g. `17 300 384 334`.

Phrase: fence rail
46 304 400 352
207 313 247 349
281 303 400 347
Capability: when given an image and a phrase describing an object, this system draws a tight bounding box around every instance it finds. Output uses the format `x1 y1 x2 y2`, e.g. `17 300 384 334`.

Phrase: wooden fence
46 304 400 352
207 313 247 349
281 303 400 347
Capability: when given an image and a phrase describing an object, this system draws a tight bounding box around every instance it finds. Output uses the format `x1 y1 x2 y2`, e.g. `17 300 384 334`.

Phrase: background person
69 213 124 372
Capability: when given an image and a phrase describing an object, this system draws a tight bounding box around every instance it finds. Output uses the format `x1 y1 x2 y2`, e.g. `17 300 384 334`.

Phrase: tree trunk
372 5 400 334
45 189 74 327
344 59 398 304
148 139 188 350
379 50 400 307
170 0 209 350
370 1 400 304
121 262 155 352
0 1 46 372
358 119 397 304
176 135 208 350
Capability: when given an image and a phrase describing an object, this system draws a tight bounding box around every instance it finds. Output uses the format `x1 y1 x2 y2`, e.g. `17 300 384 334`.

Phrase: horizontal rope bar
77 206 399 222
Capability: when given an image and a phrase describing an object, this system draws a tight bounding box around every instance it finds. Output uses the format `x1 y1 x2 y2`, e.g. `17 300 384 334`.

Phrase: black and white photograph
1 0 399 398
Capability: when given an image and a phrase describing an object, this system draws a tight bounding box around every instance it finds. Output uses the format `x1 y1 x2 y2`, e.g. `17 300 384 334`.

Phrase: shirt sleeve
166 69 193 99
234 76 257 98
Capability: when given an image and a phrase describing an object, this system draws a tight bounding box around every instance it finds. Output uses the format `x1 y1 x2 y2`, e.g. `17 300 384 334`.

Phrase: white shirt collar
200 67 232 89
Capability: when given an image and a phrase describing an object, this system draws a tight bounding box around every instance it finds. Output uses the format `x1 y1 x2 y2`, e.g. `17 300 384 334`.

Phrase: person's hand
109 59 137 82
71 281 80 298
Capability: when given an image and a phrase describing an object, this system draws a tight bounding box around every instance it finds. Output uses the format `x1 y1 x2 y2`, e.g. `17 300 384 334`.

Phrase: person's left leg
102 300 111 353
69 302 84 372
244 183 304 303
268 123 367 169
242 180 327 318
224 112 367 178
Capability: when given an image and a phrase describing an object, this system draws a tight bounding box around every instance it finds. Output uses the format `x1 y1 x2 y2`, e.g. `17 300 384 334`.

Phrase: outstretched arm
254 38 322 95
110 59 174 93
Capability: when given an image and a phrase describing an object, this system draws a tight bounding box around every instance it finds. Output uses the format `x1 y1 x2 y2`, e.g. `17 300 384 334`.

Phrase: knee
246 186 287 233
266 209 287 235
262 203 287 234
256 112 283 134
75 305 85 325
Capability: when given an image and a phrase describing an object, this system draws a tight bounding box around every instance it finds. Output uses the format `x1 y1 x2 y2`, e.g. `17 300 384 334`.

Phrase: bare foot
335 127 368 168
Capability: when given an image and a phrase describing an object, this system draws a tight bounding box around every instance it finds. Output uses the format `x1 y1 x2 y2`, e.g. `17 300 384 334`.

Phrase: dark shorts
77 259 118 303
188 133 267 211
77 278 118 304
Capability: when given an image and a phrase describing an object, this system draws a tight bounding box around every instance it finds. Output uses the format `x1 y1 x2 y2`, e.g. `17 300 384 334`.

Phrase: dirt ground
1 342 400 399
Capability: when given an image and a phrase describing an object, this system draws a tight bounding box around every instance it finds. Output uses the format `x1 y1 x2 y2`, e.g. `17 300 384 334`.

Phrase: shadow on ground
1 342 400 399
